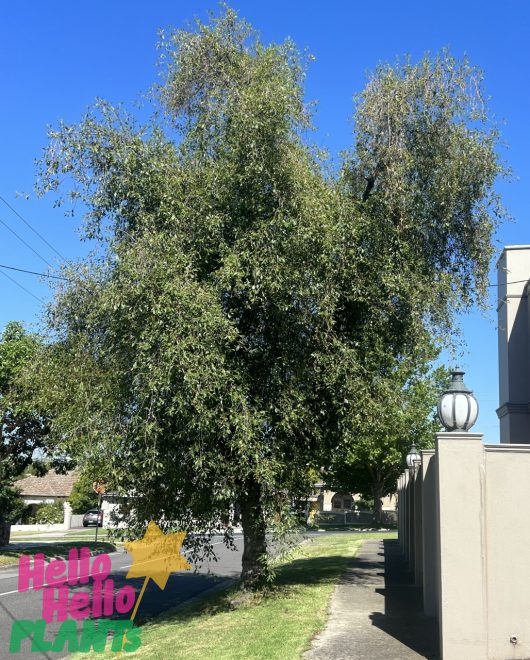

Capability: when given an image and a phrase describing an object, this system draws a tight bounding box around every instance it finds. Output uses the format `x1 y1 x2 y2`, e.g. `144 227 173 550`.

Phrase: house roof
15 471 79 497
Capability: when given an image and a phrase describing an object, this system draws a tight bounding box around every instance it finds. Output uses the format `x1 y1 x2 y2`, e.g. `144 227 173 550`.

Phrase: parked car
83 509 103 527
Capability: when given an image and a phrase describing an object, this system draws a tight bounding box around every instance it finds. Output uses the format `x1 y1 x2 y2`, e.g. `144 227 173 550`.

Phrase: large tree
0 322 48 524
28 8 506 585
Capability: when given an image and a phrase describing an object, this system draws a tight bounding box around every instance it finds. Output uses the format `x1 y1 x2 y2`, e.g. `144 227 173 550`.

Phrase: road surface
0 535 243 659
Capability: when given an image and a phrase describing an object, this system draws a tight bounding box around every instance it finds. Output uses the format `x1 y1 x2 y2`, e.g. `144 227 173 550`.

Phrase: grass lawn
121 531 396 659
9 528 119 545
313 524 397 531
10 528 111 538
0 541 117 567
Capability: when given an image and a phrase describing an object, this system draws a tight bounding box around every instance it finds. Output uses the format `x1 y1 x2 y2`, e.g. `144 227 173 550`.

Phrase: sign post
93 481 106 542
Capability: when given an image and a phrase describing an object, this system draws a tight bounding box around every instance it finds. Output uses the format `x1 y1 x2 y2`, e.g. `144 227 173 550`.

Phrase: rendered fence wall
398 435 530 659
483 445 530 659
420 450 437 618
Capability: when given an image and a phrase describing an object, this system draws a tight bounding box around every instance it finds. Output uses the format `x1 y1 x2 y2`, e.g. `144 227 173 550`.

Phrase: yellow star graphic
125 521 192 590
117 522 191 655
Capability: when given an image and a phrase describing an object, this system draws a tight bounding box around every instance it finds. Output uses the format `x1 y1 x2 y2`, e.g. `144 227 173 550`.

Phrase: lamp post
406 443 421 474
437 368 479 432
93 481 106 542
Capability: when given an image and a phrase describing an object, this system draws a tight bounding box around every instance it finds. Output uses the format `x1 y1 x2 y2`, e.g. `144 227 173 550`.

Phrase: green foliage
328 354 448 520
26 6 507 579
0 322 51 522
0 322 39 391
354 498 374 511
68 473 99 513
0 322 46 475
33 501 64 525
0 485 26 524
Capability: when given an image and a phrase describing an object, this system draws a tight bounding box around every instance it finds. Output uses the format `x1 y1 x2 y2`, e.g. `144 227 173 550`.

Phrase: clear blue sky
1 1 529 442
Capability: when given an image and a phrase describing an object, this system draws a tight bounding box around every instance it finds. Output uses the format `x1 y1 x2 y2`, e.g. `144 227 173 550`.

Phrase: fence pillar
63 501 72 530
403 470 410 561
398 473 404 552
413 461 423 586
407 468 415 571
421 449 437 616
436 432 486 660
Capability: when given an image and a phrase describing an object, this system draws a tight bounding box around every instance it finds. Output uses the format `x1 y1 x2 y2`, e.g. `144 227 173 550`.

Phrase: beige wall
497 246 530 443
484 444 530 659
435 433 487 659
401 434 530 659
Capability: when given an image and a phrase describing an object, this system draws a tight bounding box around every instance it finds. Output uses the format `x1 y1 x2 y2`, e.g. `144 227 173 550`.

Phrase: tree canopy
68 472 99 514
26 6 507 584
328 351 448 521
0 322 47 522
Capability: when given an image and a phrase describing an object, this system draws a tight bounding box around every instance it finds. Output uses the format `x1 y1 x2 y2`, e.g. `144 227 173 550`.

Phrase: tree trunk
0 522 11 546
239 477 267 588
372 481 384 525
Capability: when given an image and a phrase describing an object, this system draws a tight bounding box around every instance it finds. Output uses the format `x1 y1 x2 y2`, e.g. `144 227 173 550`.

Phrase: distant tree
0 485 25 524
69 473 99 514
0 322 48 523
28 7 507 586
328 350 448 523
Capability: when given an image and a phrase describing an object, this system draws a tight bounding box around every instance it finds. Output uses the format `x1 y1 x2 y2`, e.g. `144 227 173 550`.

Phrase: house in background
497 245 530 443
309 481 396 513
14 470 79 518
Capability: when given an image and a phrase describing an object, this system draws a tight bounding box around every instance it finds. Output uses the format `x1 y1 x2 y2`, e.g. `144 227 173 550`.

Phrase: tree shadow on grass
142 550 365 626
99 570 233 625
273 553 382 589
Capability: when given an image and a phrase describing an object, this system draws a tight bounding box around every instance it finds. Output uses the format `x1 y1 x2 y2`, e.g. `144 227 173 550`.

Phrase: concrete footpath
305 538 439 660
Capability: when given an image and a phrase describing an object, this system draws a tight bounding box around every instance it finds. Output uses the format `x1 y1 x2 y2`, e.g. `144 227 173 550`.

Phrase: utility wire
0 262 529 290
0 268 43 303
0 215 53 268
0 262 70 281
0 194 67 261
0 192 527 291
488 279 530 288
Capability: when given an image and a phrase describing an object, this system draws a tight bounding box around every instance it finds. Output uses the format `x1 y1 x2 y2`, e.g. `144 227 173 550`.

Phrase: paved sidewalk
305 538 439 659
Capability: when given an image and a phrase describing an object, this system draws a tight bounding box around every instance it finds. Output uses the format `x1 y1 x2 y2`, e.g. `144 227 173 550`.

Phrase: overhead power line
0 255 529 306
0 215 53 268
0 194 66 261
0 268 43 303
0 261 529 289
0 263 70 281
488 279 530 288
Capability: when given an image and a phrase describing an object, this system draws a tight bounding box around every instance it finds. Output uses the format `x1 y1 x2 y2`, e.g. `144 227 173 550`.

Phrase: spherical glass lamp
437 369 479 432
406 443 421 469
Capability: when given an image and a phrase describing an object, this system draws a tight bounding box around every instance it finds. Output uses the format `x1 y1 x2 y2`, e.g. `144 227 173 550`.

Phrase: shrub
34 501 64 524
0 485 26 523
354 498 374 511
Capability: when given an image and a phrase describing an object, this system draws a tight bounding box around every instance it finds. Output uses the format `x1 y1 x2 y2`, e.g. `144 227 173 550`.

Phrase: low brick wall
11 523 66 532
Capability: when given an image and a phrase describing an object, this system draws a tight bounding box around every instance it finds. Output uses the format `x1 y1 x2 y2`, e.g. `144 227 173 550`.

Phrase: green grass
0 541 117 566
9 528 117 544
313 524 397 531
11 528 109 537
120 531 396 659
